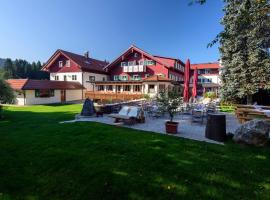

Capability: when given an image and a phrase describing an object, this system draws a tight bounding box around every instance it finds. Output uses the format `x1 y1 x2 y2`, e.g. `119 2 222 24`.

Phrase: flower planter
165 121 179 134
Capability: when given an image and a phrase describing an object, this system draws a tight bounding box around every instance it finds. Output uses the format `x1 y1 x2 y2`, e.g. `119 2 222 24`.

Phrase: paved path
61 113 240 145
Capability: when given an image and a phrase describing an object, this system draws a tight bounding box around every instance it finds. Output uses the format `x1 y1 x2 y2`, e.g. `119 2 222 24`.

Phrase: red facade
105 45 185 82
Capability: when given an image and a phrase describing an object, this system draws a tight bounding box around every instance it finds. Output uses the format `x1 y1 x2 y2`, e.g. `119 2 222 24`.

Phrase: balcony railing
123 65 146 73
85 91 144 101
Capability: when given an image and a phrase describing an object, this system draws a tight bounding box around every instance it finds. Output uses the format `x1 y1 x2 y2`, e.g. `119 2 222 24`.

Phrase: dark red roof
42 49 108 74
153 55 185 67
191 62 220 70
7 79 84 90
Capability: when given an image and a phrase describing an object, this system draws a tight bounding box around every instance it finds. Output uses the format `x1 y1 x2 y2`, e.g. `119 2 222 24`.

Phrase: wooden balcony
85 91 144 101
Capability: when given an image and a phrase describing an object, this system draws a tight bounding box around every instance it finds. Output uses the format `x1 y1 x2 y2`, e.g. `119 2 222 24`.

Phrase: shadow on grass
0 106 270 199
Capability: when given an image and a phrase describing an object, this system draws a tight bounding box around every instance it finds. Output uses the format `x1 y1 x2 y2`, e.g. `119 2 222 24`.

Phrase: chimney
84 51 89 59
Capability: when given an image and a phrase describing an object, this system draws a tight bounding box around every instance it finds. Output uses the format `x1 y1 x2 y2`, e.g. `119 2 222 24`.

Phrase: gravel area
61 112 240 145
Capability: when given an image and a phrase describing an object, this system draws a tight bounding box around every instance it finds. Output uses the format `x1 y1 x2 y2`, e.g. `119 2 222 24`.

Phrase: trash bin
205 113 226 142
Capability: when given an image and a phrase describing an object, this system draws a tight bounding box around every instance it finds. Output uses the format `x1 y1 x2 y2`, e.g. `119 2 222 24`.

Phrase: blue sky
0 0 224 64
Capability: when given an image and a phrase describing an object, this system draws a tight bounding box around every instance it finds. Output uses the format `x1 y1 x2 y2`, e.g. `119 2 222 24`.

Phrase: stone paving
62 112 240 145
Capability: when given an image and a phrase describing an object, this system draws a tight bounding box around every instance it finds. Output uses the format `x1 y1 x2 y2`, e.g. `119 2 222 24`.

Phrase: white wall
25 90 61 105
50 72 83 83
66 90 83 101
14 91 25 105
50 72 109 92
142 82 172 98
199 75 221 84
83 72 109 91
20 89 84 105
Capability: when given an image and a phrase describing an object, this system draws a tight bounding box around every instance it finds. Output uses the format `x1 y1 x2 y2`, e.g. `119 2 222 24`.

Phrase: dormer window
66 60 70 67
59 61 63 67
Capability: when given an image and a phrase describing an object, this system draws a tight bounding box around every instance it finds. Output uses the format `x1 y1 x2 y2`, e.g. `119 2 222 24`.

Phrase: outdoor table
205 113 226 142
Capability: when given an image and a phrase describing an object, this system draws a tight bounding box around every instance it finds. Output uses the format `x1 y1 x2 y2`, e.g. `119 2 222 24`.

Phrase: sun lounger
109 106 145 125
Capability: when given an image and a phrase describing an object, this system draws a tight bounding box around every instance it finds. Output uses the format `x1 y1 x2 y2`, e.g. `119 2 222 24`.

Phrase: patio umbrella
192 67 198 98
183 59 190 102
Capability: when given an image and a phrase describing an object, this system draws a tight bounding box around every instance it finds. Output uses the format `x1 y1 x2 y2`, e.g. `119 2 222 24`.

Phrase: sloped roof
191 62 220 70
6 79 28 90
143 75 171 82
42 49 108 74
104 45 172 71
153 55 185 67
7 79 85 90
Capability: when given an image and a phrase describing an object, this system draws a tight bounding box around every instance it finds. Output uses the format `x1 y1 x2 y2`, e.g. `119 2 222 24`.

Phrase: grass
0 104 270 200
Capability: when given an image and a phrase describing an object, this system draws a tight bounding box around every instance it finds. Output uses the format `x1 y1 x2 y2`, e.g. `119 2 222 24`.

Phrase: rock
81 98 95 116
233 119 270 147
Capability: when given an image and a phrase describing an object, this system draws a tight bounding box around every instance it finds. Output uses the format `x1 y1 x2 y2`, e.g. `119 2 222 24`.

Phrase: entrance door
61 90 66 103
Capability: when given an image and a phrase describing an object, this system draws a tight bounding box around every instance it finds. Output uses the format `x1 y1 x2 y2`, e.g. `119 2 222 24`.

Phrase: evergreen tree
0 78 15 104
3 58 13 78
219 0 270 104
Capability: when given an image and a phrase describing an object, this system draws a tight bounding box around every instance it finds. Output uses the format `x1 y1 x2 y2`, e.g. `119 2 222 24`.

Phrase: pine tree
219 0 270 104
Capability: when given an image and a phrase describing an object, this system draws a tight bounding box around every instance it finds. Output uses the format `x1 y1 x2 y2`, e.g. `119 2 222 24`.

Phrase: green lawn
0 105 270 200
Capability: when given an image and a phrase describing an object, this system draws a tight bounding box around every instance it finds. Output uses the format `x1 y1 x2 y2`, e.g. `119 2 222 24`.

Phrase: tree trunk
247 94 253 105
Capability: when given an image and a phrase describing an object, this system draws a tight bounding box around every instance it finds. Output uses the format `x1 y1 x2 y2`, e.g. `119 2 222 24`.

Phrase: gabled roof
42 49 108 74
143 75 172 82
6 79 85 90
191 62 220 70
104 45 173 71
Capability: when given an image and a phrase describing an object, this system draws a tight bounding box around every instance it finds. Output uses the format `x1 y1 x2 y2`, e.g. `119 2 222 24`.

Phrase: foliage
206 0 270 104
0 78 15 104
156 87 183 122
203 91 217 99
0 105 3 119
0 58 49 80
143 93 151 100
0 104 270 199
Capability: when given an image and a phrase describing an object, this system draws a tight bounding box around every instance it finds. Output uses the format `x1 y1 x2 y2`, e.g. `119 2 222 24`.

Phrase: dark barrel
205 114 226 142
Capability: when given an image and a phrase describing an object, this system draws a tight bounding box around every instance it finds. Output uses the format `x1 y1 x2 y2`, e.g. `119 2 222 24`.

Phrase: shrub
203 92 217 99
0 105 3 119
156 87 183 122
0 79 15 104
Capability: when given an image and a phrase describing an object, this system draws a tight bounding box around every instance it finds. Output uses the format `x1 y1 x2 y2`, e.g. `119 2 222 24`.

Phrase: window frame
59 61 63 68
72 75 77 80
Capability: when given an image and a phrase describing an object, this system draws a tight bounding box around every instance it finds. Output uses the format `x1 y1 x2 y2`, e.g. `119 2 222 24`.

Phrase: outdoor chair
108 106 145 125
191 109 204 124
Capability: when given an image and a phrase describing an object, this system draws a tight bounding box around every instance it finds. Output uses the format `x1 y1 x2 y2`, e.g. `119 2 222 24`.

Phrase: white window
72 75 77 80
123 85 130 91
89 76 95 82
133 85 141 92
114 75 119 81
120 75 128 81
128 61 136 66
145 60 155 66
66 60 70 67
145 74 150 78
55 76 59 81
102 77 106 81
59 61 63 67
97 85 104 91
121 62 128 67
148 85 155 93
132 75 141 80
134 53 138 58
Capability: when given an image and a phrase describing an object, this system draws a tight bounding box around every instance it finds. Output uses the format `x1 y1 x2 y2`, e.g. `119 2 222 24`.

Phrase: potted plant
157 87 183 134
